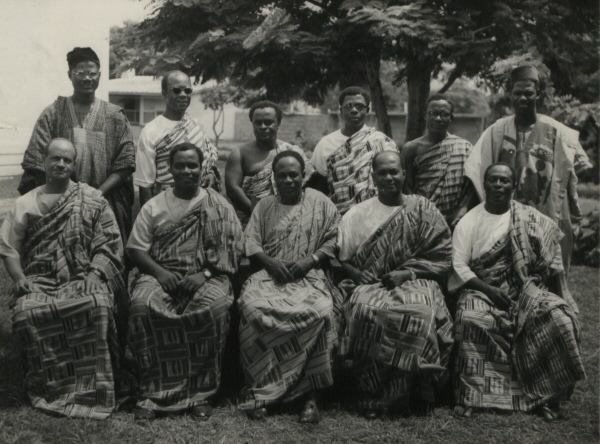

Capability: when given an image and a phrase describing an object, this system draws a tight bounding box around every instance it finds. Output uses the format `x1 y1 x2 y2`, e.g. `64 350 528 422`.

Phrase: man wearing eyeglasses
401 94 475 228
19 47 135 246
134 70 220 208
309 86 398 215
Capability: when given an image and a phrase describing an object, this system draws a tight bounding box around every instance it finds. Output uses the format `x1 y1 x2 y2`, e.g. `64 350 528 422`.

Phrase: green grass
0 265 597 444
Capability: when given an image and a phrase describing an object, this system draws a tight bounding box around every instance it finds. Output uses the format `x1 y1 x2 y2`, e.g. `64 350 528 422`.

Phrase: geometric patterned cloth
413 133 474 226
127 189 243 412
454 201 586 411
238 189 342 409
338 195 453 410
12 183 125 419
238 141 315 226
326 126 398 215
18 96 136 244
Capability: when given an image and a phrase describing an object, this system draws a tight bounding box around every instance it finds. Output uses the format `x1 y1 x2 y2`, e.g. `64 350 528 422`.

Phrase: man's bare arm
139 186 153 208
401 142 418 194
225 148 252 215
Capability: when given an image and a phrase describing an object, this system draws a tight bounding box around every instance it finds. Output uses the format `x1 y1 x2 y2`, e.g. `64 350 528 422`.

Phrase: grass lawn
0 264 597 444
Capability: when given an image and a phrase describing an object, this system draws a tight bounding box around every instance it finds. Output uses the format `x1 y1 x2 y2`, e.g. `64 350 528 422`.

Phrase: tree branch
437 65 464 94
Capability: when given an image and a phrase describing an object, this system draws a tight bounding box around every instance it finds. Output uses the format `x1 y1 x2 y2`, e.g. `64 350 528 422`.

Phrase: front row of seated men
0 138 585 424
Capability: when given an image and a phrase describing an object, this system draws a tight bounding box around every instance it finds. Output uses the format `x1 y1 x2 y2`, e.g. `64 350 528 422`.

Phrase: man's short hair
168 142 204 167
45 138 77 160
371 150 404 171
248 101 283 124
272 150 305 174
338 86 371 107
161 70 190 92
426 93 454 114
483 162 517 185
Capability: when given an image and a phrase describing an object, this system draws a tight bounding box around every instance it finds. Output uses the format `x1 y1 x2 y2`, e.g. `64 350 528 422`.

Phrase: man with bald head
465 65 592 271
336 150 453 418
1 138 126 419
135 70 220 207
451 162 584 421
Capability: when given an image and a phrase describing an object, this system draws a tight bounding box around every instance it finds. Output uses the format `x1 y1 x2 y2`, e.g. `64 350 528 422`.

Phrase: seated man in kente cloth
238 150 341 424
310 86 398 215
451 162 585 421
225 101 314 226
126 143 243 421
401 93 475 228
336 151 454 419
0 138 126 419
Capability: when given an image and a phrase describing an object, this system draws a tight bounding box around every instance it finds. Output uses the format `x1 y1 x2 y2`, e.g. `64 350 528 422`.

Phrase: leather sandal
538 404 564 422
299 399 320 424
454 406 475 419
190 405 212 421
247 407 267 420
133 407 155 421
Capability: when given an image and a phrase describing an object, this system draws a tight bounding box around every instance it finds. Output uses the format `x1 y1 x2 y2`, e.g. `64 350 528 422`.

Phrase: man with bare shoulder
401 93 475 228
225 100 313 225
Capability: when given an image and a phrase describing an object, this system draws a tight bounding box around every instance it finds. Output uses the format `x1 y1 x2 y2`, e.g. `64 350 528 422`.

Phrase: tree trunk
405 58 433 143
365 49 393 138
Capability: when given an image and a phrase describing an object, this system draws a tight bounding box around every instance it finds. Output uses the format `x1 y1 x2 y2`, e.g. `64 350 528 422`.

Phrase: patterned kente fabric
413 133 475 226
326 126 398 215
454 201 586 411
19 97 136 245
238 141 315 226
12 183 125 420
238 189 342 410
151 112 221 195
338 195 453 410
465 114 592 270
128 189 243 412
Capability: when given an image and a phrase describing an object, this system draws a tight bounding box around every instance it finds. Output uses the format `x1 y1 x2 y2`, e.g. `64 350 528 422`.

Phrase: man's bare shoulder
402 137 428 155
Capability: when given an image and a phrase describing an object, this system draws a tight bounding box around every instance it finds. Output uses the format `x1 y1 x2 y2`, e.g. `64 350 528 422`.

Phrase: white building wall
0 0 110 177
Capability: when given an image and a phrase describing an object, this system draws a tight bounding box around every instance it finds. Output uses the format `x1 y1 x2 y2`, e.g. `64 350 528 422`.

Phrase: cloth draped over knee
338 195 454 410
11 183 125 420
238 141 315 226
326 126 398 215
19 96 136 245
413 133 475 226
454 201 586 411
128 189 243 412
238 189 342 409
464 114 592 271
151 113 221 195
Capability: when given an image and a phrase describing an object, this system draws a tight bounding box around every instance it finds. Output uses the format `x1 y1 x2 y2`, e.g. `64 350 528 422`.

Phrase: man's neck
424 129 446 144
255 138 277 151
515 111 537 130
163 109 185 121
44 178 71 194
378 192 404 207
341 124 363 137
71 92 94 106
173 186 200 200
484 201 510 215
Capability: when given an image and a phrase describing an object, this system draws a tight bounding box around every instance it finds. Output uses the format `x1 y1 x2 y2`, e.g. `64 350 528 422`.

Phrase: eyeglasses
72 71 100 79
342 103 367 112
170 87 193 95
427 110 452 119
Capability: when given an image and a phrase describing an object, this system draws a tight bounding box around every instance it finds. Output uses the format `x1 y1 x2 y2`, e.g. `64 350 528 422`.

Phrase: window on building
121 98 139 124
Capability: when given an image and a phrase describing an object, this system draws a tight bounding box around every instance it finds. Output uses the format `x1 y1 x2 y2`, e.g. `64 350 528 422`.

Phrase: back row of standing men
0 47 591 423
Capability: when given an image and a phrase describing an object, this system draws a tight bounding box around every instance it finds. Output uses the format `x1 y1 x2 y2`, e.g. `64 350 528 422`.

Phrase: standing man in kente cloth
309 86 398 215
19 47 135 245
134 70 220 208
336 151 454 419
402 93 475 228
225 101 314 226
127 143 243 421
451 162 585 421
465 65 592 271
1 138 126 419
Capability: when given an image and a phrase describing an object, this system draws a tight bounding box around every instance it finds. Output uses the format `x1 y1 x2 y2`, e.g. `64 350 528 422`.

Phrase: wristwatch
311 254 320 267
202 268 213 279
89 268 105 281
408 270 417 281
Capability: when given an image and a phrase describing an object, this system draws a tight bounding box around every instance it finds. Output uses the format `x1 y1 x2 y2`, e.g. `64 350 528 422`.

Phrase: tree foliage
113 0 598 142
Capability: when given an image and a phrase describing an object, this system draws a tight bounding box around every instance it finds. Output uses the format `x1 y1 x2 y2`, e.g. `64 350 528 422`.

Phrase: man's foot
133 407 155 421
454 406 475 419
190 405 212 421
299 399 319 424
538 404 564 422
247 407 267 420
